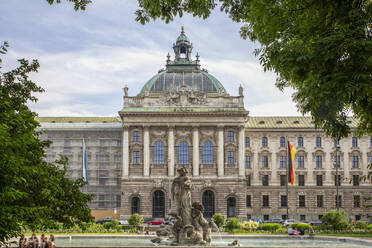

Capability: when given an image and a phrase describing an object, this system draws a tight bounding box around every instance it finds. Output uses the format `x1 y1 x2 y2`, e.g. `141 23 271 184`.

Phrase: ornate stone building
39 30 372 222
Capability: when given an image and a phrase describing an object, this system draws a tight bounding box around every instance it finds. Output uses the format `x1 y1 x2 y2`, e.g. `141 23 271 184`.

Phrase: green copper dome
140 28 227 94
140 70 226 93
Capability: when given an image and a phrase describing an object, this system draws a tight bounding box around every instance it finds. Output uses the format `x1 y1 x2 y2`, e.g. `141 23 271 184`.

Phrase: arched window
152 190 165 217
154 141 165 164
202 190 215 218
227 197 236 217
131 197 140 214
202 141 214 164
178 141 189 164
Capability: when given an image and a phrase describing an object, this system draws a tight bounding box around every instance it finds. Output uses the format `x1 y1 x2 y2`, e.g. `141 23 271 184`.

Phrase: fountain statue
151 167 212 246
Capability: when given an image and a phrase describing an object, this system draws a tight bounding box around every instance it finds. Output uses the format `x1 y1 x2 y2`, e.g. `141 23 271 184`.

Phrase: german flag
288 141 296 185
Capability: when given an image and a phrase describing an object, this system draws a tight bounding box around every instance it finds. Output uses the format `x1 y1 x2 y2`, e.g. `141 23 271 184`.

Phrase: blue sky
1 0 302 117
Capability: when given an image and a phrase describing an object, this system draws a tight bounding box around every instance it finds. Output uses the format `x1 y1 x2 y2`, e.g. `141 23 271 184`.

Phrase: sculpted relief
159 83 207 106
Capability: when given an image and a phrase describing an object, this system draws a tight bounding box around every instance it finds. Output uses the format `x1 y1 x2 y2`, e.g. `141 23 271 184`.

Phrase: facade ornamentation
159 84 207 106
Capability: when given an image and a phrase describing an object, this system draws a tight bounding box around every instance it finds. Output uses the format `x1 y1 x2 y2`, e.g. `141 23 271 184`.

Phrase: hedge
257 223 281 231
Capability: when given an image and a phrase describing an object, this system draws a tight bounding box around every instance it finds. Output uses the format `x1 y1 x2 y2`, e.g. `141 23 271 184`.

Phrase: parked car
265 218 284 224
283 219 299 226
95 217 115 224
150 218 165 225
163 218 177 225
310 219 322 226
119 219 129 225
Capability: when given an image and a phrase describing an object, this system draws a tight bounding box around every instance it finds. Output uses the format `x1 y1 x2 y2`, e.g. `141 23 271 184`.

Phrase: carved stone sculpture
152 166 212 246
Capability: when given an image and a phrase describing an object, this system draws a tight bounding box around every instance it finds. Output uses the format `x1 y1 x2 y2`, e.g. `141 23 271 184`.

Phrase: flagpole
286 137 289 220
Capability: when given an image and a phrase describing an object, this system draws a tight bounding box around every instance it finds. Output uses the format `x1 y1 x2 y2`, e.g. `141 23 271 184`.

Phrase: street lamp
334 140 341 210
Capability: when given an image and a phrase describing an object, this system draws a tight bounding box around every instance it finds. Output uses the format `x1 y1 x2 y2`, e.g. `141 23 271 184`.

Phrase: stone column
122 125 129 178
238 125 245 177
217 125 224 177
143 126 150 176
193 126 199 177
168 126 175 177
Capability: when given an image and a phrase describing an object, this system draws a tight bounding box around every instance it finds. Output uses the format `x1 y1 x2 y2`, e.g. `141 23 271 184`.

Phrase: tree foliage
321 210 349 231
0 42 93 244
212 213 227 229
45 0 91 11
128 214 144 229
135 0 372 138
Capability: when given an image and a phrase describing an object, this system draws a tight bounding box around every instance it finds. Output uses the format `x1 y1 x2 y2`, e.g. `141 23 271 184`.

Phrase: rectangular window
298 175 305 186
334 139 340 148
246 175 251 186
245 155 251 168
262 175 269 186
64 139 71 147
227 151 234 164
281 195 287 207
246 195 251 208
133 131 140 142
353 175 360 186
298 156 304 168
280 137 285 147
280 175 286 186
300 215 306 221
316 137 322 147
318 215 323 220
99 178 106 185
352 137 358 147
262 155 268 168
245 137 250 147
280 156 287 168
262 137 268 147
298 137 304 147
299 195 306 208
316 155 322 168
116 139 122 146
334 155 340 167
335 175 342 186
227 131 234 142
282 215 288 220
262 195 269 207
317 195 323 208
354 195 360 208
263 215 269 221
352 156 359 168
316 175 323 186
133 151 141 164
355 215 361 221
335 195 342 208
99 139 106 147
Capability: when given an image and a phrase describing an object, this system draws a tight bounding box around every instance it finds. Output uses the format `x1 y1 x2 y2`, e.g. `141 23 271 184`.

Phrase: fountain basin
54 235 372 247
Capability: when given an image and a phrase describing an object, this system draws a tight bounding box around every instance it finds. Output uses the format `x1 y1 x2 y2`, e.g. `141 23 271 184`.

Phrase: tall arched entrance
152 190 165 217
227 197 236 217
202 190 215 218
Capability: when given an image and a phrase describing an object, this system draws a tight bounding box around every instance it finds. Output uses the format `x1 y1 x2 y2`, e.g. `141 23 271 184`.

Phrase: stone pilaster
193 126 199 177
143 126 150 176
218 125 224 177
238 125 245 177
168 126 175 177
122 125 129 178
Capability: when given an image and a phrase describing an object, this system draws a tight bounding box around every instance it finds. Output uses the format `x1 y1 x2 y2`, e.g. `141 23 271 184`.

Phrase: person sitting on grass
48 235 55 248
18 235 27 248
29 233 39 248
309 227 315 237
287 226 294 235
40 234 48 248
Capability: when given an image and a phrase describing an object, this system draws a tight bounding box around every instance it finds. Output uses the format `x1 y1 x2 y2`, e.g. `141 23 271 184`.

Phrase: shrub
292 223 311 231
103 220 119 230
213 214 227 229
258 223 281 232
86 223 107 233
240 220 259 232
367 224 372 230
225 217 242 231
321 210 349 231
277 228 288 234
355 221 368 230
128 214 144 229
